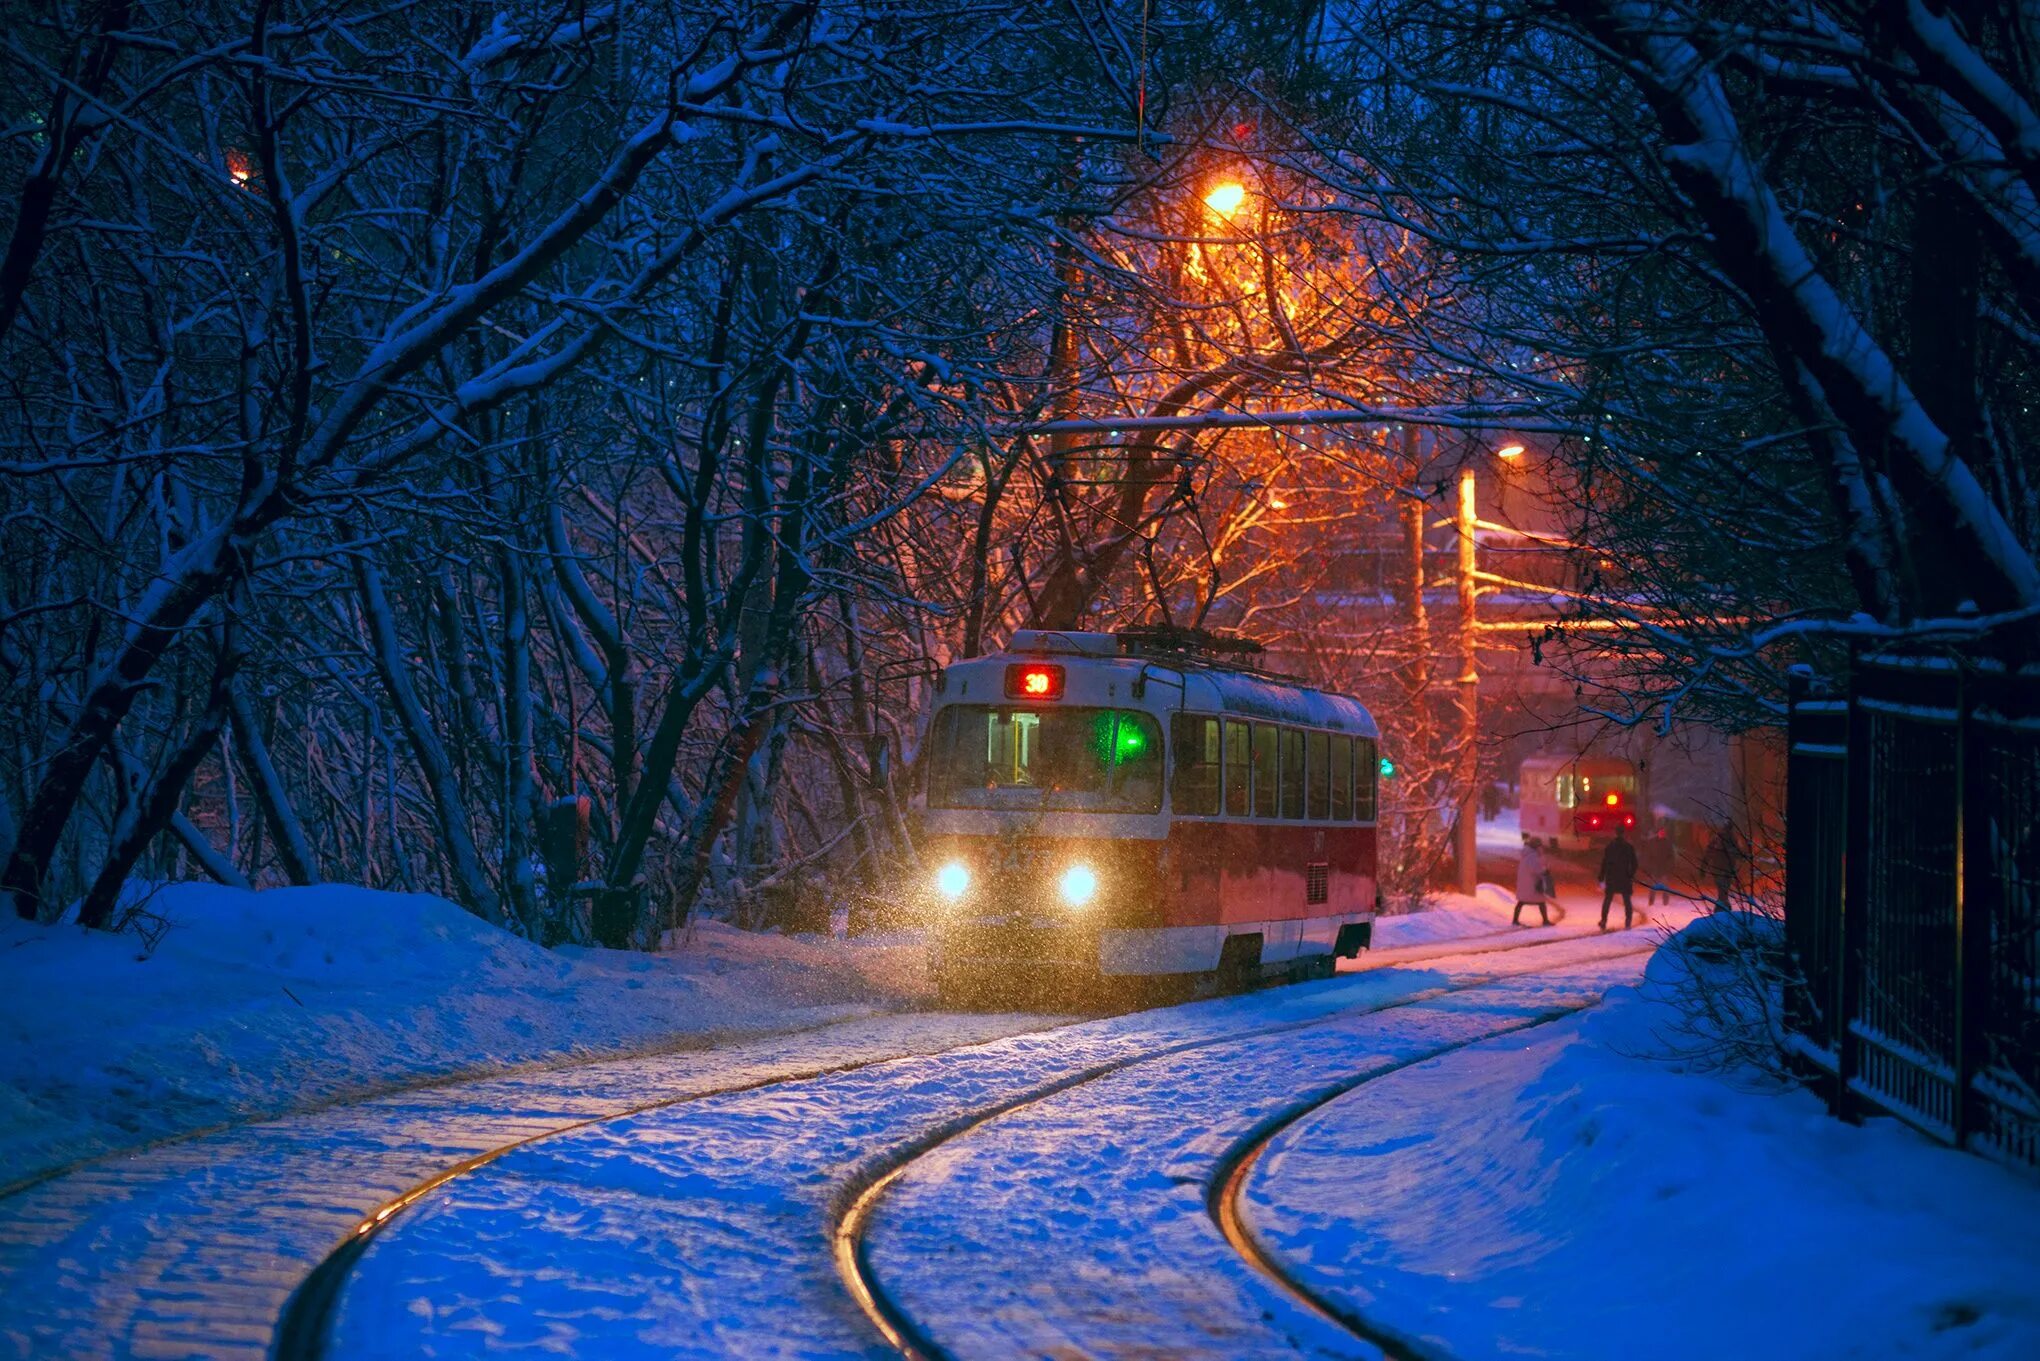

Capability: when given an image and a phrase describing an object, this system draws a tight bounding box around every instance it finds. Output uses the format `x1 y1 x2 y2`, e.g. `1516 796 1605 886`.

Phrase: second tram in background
1517 754 1639 851
916 627 1381 1007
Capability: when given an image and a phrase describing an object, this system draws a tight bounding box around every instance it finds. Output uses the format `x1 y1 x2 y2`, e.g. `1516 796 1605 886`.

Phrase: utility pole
1403 427 1430 755
1455 466 1479 896
1403 426 1431 902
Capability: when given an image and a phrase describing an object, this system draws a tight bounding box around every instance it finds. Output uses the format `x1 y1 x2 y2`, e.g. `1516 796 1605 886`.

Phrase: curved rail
271 1020 1087 1360
832 937 1653 1360
1207 1004 1599 1361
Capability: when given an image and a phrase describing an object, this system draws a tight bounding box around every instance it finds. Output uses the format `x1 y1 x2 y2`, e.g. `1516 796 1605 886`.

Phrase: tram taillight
1006 663 1065 700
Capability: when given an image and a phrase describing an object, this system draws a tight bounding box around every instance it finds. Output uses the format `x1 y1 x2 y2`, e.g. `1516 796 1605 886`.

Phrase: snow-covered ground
1244 923 2040 1361
0 883 927 1186
13 906 2006 1361
325 934 1652 1358
0 926 1646 1361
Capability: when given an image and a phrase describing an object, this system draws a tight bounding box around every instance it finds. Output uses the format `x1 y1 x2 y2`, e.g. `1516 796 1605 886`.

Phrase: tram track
267 1018 1090 1361
1207 1004 1599 1361
267 928 1652 1360
830 934 1654 1361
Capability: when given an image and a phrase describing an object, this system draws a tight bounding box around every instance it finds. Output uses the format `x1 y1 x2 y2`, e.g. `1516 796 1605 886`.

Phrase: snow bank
1370 885 1524 949
1246 919 2040 1360
0 883 926 1186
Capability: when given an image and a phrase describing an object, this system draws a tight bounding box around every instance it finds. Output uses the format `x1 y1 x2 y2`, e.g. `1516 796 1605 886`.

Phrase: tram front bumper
933 915 1100 970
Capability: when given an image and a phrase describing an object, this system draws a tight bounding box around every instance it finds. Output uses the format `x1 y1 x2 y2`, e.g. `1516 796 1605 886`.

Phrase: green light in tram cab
1115 722 1147 761
1378 756 1396 779
1094 712 1148 765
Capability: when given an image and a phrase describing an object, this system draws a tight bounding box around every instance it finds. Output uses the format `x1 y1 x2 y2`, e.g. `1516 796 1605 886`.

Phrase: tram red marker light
1006 663 1064 700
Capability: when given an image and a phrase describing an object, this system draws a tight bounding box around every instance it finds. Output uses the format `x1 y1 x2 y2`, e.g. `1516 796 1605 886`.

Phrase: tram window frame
1223 720 1251 817
1170 713 1221 816
1330 734 1353 820
1280 728 1305 820
1252 723 1279 818
1355 737 1379 822
1306 731 1330 819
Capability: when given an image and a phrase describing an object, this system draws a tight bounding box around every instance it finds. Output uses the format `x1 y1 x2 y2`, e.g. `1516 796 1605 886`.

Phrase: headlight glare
1059 863 1098 907
935 861 971 900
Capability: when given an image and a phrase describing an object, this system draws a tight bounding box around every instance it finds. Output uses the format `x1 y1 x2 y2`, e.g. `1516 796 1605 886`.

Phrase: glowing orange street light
1203 181 1246 216
1497 443 1525 461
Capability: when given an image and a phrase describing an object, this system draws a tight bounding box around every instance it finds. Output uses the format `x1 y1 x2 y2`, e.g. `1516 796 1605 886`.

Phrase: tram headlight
935 861 971 901
1059 863 1098 908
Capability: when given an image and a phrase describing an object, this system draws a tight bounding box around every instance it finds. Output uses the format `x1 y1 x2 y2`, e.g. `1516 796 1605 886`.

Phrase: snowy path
0 1011 1053 1361
315 934 1653 1359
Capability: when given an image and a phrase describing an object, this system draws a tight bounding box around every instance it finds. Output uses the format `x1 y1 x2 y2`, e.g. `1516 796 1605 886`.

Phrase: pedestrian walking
1598 825 1638 931
1514 835 1552 927
1640 826 1674 907
1699 824 1740 914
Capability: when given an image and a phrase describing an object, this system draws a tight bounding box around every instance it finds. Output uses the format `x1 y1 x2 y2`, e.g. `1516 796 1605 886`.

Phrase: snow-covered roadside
0 883 928 1185
1244 925 2040 1361
1371 884 1527 948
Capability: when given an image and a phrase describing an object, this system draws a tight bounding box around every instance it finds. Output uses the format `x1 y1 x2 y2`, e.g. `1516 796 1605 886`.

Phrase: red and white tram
1517 754 1640 850
917 628 1380 1004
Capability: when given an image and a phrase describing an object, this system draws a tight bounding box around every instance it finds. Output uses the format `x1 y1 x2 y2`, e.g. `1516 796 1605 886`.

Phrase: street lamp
1203 181 1246 216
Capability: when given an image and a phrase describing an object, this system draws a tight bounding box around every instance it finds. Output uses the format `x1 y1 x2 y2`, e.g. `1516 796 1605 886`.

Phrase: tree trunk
79 643 238 929
230 682 320 885
354 547 501 923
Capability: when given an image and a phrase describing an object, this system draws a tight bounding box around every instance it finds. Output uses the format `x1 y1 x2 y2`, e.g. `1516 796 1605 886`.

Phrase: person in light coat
1514 835 1552 927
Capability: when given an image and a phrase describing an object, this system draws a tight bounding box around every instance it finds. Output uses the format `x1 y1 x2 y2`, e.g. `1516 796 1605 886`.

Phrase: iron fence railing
1784 652 2040 1170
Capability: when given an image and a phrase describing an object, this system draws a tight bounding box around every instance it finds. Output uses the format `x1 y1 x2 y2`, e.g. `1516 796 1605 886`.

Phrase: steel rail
269 1017 1091 1361
831 935 1654 1361
1208 1001 1621 1361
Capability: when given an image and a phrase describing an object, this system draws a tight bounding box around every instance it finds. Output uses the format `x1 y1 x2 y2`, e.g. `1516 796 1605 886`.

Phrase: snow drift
0 883 925 1186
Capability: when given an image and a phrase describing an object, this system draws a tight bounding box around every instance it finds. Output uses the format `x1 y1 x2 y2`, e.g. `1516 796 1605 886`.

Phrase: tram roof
1173 667 1378 736
956 630 1378 737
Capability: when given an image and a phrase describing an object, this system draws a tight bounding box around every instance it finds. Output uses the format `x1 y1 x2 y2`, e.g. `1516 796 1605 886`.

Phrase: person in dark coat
1639 827 1674 907
1598 825 1639 931
1698 824 1740 914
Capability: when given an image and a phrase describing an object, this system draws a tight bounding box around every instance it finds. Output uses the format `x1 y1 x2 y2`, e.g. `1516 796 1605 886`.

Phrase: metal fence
1784 651 2040 1170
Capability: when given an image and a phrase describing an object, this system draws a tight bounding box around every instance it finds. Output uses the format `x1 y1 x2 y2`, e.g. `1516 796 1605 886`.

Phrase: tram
1517 754 1640 851
916 627 1380 1005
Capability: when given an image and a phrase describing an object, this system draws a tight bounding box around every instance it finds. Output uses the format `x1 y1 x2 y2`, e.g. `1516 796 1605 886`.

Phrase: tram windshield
1557 770 1637 809
927 705 1164 813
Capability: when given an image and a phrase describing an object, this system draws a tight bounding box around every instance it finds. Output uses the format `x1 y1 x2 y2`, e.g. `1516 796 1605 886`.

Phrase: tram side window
1171 714 1221 816
1306 731 1330 819
1223 720 1251 816
1355 737 1379 821
1280 728 1305 819
1330 734 1353 820
1252 723 1279 818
